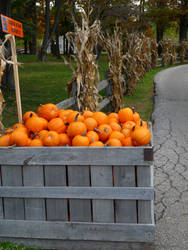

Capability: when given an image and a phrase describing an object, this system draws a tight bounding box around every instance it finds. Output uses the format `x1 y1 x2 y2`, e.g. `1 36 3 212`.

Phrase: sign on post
1 14 23 38
1 15 23 123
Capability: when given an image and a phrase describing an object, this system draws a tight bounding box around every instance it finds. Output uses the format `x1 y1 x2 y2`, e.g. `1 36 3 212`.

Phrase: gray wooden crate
0 143 154 249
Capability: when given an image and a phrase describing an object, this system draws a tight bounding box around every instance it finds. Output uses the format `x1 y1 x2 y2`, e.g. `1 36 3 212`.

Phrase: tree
38 0 62 61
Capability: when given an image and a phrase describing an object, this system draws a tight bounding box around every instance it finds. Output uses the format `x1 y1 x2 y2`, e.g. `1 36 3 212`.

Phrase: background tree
38 0 62 61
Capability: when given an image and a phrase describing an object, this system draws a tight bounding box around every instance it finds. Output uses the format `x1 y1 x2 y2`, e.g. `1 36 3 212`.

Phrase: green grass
0 241 41 250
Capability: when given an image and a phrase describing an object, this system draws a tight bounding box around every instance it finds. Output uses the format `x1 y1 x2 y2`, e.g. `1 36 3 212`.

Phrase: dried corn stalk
99 23 125 112
66 8 101 111
151 38 158 69
180 41 187 64
160 39 171 67
169 43 177 66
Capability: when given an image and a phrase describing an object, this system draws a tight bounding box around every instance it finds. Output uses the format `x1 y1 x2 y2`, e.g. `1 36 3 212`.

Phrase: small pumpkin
25 116 48 133
23 111 37 123
84 117 97 131
43 131 60 146
59 133 71 146
131 126 151 146
109 131 125 144
122 121 136 130
29 139 43 147
106 138 122 147
67 121 87 138
90 141 104 147
67 111 84 124
59 109 74 123
118 107 133 123
10 130 29 146
109 121 121 131
83 110 93 118
97 124 112 142
0 134 11 146
38 103 59 121
72 135 89 146
92 111 108 125
48 117 66 133
86 131 99 143
122 137 133 146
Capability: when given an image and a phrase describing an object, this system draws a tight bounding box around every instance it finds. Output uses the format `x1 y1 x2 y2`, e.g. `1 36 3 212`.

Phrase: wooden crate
0 143 154 249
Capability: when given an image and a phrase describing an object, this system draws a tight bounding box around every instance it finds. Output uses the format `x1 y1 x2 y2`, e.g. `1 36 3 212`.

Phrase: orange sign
1 14 23 38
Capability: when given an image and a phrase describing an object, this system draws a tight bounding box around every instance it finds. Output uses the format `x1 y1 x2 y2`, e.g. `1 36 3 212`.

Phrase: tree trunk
156 24 164 56
38 0 62 61
179 14 187 42
30 0 37 55
0 0 14 90
55 25 62 59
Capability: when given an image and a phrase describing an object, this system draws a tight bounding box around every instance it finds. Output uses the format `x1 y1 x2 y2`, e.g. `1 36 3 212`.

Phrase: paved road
152 65 188 250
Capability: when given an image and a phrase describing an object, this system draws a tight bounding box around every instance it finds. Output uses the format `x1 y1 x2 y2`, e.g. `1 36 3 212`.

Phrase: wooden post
9 35 22 123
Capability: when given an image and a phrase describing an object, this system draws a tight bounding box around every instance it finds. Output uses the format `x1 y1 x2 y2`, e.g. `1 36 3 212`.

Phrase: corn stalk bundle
123 32 146 95
169 43 177 66
160 39 171 67
66 9 101 111
151 38 158 69
180 41 187 64
140 34 152 73
99 24 125 112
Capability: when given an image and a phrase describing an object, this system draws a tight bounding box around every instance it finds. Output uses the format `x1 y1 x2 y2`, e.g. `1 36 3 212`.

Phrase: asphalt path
152 64 188 250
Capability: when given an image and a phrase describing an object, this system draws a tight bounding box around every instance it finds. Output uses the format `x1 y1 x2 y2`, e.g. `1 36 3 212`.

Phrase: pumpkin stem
104 128 109 133
75 112 80 122
94 128 102 134
82 130 87 136
132 126 136 132
131 106 135 113
140 120 143 127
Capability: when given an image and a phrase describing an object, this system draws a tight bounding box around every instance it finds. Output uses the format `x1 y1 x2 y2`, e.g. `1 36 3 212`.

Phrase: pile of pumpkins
0 103 151 147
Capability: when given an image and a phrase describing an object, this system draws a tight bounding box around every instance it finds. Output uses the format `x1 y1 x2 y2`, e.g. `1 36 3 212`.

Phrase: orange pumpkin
109 121 121 131
43 131 60 146
48 117 66 133
131 126 151 146
23 111 37 123
106 138 122 147
86 131 99 143
29 139 43 147
83 110 93 118
97 124 112 142
67 111 84 124
59 109 74 123
92 111 108 125
122 121 136 130
10 130 29 146
38 103 59 121
122 137 133 146
121 128 131 138
84 117 97 131
90 141 104 147
13 123 25 130
72 135 89 146
25 116 48 133
118 107 133 123
59 133 71 146
109 131 125 144
67 121 87 138
0 134 11 146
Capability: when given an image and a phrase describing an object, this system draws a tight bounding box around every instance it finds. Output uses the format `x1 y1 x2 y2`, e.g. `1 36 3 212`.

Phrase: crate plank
44 166 68 221
137 166 154 224
1 166 24 220
0 167 3 219
23 166 46 220
0 220 155 242
114 166 137 223
91 166 114 222
68 166 91 222
0 186 154 200
0 147 153 166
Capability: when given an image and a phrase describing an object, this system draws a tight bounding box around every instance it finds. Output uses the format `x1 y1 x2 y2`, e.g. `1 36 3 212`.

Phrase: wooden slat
68 166 91 222
56 97 75 109
114 166 137 223
1 166 24 220
137 165 153 224
0 147 153 166
97 79 109 91
44 166 68 221
0 186 154 200
0 166 3 219
23 166 46 220
91 166 114 222
0 220 155 242
97 98 110 111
